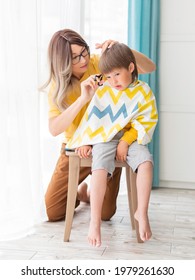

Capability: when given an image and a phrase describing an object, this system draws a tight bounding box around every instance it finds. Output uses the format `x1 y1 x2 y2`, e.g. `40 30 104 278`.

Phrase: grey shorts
92 131 153 175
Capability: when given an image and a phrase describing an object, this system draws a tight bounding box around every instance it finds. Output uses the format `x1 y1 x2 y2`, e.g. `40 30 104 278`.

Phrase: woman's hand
49 76 98 137
116 140 129 162
95 40 118 53
80 75 99 104
75 145 92 159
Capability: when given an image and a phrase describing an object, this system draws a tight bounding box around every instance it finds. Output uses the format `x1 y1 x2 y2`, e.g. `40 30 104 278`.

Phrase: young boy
66 43 158 247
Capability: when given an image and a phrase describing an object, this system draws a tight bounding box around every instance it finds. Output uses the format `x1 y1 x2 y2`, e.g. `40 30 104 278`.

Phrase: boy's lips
115 85 122 89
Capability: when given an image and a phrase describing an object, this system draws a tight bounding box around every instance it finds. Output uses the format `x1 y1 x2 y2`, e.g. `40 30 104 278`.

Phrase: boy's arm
130 88 158 145
116 127 137 162
120 85 158 147
120 127 138 146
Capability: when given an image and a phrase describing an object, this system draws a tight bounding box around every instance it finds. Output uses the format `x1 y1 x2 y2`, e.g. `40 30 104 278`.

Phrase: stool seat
64 151 143 243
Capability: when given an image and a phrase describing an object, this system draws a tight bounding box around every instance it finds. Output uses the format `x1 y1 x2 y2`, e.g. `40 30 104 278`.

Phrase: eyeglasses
72 46 90 65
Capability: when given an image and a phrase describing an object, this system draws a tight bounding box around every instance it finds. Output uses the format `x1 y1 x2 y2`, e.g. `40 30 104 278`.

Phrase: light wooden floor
0 187 195 260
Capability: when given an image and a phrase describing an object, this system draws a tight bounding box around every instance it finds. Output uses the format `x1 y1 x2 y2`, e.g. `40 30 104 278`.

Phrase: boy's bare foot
88 220 101 247
134 211 152 241
77 182 90 203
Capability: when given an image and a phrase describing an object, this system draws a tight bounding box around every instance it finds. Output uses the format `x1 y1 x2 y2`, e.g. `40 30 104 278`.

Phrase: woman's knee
46 207 65 222
101 205 117 221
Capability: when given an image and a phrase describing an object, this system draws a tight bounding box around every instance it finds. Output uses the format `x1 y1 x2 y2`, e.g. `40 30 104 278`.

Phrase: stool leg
126 167 135 230
129 168 143 243
64 155 80 242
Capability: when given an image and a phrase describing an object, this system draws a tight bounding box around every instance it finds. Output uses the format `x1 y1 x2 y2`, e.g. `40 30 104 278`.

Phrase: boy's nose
111 77 117 85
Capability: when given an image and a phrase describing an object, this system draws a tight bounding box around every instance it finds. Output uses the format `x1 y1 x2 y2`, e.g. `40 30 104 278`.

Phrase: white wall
83 0 128 51
159 0 195 189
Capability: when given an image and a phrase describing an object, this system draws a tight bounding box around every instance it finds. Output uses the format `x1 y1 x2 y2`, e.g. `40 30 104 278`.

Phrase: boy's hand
75 145 92 159
116 140 129 162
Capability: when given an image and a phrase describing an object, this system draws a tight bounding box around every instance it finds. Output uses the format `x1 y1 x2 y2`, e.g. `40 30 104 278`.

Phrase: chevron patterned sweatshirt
66 80 158 149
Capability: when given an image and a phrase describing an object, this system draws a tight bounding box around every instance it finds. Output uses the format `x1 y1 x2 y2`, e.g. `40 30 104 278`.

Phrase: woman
42 28 156 222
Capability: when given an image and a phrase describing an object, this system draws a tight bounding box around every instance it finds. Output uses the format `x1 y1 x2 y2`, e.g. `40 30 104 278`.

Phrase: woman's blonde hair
41 29 89 111
99 43 138 83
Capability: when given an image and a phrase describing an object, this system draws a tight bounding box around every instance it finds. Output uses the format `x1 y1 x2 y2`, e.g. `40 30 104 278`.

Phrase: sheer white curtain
0 0 82 241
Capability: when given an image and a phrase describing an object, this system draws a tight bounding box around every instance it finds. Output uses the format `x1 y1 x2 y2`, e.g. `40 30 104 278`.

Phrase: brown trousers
45 143 122 221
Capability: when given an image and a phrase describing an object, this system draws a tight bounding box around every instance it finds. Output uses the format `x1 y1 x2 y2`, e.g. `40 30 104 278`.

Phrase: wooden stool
64 151 143 243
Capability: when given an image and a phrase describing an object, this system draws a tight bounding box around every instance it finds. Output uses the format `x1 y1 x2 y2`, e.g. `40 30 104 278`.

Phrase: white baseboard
159 180 195 190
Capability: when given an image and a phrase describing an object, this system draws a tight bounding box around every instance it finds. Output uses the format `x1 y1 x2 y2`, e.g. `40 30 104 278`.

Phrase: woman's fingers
95 40 118 53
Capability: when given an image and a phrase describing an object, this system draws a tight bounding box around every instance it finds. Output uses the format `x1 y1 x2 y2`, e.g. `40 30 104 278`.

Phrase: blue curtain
128 0 160 187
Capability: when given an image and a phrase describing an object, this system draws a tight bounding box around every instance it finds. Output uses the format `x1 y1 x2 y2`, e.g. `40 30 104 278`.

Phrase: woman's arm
49 96 86 136
49 76 98 136
132 49 156 74
96 41 156 74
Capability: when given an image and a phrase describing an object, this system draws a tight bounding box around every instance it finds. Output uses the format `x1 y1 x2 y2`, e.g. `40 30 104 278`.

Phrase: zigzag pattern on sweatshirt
66 80 158 149
88 104 128 121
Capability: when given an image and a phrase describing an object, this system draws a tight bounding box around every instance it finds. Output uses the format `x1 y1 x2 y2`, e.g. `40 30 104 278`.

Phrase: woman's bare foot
134 211 152 241
77 182 90 203
88 220 101 247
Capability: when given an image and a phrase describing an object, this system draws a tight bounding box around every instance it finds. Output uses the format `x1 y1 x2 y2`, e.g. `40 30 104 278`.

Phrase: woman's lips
80 64 88 69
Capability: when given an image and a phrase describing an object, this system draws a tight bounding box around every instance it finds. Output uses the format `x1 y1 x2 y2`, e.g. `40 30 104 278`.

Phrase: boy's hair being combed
99 43 138 82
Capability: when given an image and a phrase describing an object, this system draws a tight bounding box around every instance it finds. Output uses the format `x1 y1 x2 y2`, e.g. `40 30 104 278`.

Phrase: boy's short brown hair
99 43 138 82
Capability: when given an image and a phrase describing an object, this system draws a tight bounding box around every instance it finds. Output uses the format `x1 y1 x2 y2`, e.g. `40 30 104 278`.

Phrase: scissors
94 74 103 86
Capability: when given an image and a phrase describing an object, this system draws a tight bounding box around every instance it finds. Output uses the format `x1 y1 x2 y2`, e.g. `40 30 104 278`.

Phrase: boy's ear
129 62 135 73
